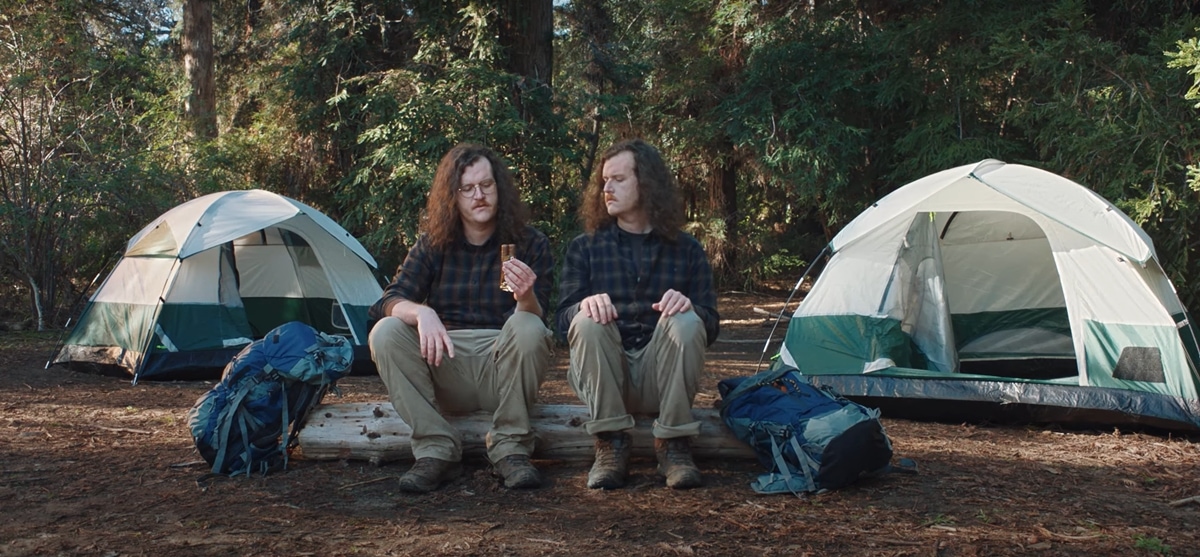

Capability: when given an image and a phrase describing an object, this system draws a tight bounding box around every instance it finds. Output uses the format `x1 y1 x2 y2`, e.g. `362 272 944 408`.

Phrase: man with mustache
555 139 720 490
369 143 554 493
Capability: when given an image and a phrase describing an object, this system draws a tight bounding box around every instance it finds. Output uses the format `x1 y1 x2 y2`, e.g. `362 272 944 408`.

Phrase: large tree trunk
497 0 554 88
495 0 555 192
711 139 740 278
567 0 618 188
182 0 216 140
297 403 756 464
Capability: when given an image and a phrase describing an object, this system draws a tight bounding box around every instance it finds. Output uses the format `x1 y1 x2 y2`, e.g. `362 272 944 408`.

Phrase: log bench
296 402 756 464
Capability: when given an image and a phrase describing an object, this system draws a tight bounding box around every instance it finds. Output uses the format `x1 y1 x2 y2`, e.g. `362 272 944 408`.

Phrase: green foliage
1002 6 1200 311
215 1 578 272
1134 534 1171 554
759 250 809 281
1167 37 1200 108
0 1 181 327
4 0 1200 322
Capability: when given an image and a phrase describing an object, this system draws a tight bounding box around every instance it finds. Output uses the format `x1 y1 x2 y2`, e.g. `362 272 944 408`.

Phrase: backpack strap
773 435 812 494
748 431 822 497
235 410 261 476
211 382 257 476
773 434 818 494
278 375 291 472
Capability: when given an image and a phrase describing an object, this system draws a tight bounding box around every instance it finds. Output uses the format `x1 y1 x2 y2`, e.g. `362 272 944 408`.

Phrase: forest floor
2 289 1200 556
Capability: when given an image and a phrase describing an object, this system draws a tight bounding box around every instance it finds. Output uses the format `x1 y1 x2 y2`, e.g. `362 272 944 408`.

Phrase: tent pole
755 244 831 374
131 257 183 385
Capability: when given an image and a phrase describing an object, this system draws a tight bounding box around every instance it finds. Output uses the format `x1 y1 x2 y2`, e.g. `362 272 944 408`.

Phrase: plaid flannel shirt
555 225 719 350
369 226 554 329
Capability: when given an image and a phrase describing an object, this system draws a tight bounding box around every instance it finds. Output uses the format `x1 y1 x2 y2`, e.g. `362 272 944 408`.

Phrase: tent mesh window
1113 347 1166 383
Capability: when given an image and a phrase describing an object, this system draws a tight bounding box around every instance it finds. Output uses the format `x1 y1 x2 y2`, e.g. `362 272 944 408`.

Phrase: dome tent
54 190 383 381
778 160 1200 431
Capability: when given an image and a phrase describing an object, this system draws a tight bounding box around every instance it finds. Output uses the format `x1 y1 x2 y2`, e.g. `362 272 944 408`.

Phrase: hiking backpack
187 321 354 477
718 365 895 495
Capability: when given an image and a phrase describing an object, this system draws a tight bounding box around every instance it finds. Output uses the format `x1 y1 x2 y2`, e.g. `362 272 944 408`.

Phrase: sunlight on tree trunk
26 276 44 331
183 0 216 140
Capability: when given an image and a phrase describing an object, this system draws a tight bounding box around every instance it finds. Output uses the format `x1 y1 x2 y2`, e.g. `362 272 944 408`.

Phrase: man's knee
504 312 551 353
368 317 418 356
660 311 704 343
368 316 399 347
568 312 614 345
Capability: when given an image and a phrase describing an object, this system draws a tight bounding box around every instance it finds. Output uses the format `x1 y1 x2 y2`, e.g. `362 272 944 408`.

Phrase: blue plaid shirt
555 225 719 350
369 226 554 330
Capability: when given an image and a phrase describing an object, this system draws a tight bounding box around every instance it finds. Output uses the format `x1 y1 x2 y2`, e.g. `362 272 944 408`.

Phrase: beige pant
368 311 553 463
567 310 706 439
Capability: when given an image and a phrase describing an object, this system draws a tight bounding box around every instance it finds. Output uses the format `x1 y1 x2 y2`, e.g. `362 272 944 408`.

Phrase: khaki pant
566 310 706 439
368 311 553 464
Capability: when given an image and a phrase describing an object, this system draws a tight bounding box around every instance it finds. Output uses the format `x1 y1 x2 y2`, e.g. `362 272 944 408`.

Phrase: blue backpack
718 365 896 495
187 321 354 477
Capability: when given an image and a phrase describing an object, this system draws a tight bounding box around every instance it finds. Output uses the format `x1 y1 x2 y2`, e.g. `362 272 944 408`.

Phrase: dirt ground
2 290 1199 557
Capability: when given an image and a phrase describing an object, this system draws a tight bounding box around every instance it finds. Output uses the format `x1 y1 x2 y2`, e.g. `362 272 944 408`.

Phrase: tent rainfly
778 159 1200 432
54 189 383 381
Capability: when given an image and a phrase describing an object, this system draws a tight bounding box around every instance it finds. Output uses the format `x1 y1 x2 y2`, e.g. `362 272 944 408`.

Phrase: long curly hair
580 138 684 240
422 143 529 249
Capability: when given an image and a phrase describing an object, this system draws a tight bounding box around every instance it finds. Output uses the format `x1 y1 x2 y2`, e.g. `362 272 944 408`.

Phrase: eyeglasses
458 179 496 197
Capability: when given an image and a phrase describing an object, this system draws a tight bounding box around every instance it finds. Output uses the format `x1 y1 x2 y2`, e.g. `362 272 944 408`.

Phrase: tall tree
183 0 216 139
495 0 560 228
498 0 554 89
558 0 632 189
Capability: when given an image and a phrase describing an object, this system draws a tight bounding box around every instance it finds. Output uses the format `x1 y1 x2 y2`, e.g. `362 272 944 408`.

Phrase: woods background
4 0 1200 331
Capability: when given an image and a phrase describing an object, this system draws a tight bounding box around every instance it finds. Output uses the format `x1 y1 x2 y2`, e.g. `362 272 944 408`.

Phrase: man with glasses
369 143 554 493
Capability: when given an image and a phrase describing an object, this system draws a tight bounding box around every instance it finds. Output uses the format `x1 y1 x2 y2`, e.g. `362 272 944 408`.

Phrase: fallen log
296 402 756 464
1168 495 1200 507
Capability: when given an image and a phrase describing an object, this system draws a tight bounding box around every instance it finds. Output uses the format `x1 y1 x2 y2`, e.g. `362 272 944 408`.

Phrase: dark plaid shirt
555 225 719 350
369 226 554 330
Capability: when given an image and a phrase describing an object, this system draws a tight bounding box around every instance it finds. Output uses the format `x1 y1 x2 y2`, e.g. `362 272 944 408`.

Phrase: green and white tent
779 160 1200 431
54 190 383 381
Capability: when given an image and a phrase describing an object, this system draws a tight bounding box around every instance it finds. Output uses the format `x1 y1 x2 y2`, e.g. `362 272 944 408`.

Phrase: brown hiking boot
655 437 702 489
493 454 542 489
397 457 462 493
586 431 631 489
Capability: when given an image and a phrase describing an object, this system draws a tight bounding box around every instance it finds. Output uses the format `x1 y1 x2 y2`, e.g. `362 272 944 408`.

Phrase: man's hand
652 289 692 317
414 306 454 366
503 257 537 301
580 293 618 324
504 257 544 316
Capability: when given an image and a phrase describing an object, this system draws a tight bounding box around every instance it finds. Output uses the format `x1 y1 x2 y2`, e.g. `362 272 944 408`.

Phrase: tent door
880 213 958 372
938 210 1076 380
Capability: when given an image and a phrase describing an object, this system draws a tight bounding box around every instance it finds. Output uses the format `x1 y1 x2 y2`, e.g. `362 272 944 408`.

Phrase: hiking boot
397 457 462 493
655 437 702 489
493 454 542 489
587 431 631 489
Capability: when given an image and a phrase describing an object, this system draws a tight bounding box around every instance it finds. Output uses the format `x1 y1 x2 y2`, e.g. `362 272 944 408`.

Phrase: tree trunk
182 0 216 140
495 0 555 195
497 0 554 88
25 275 44 331
711 139 740 278
570 0 617 189
297 403 756 464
